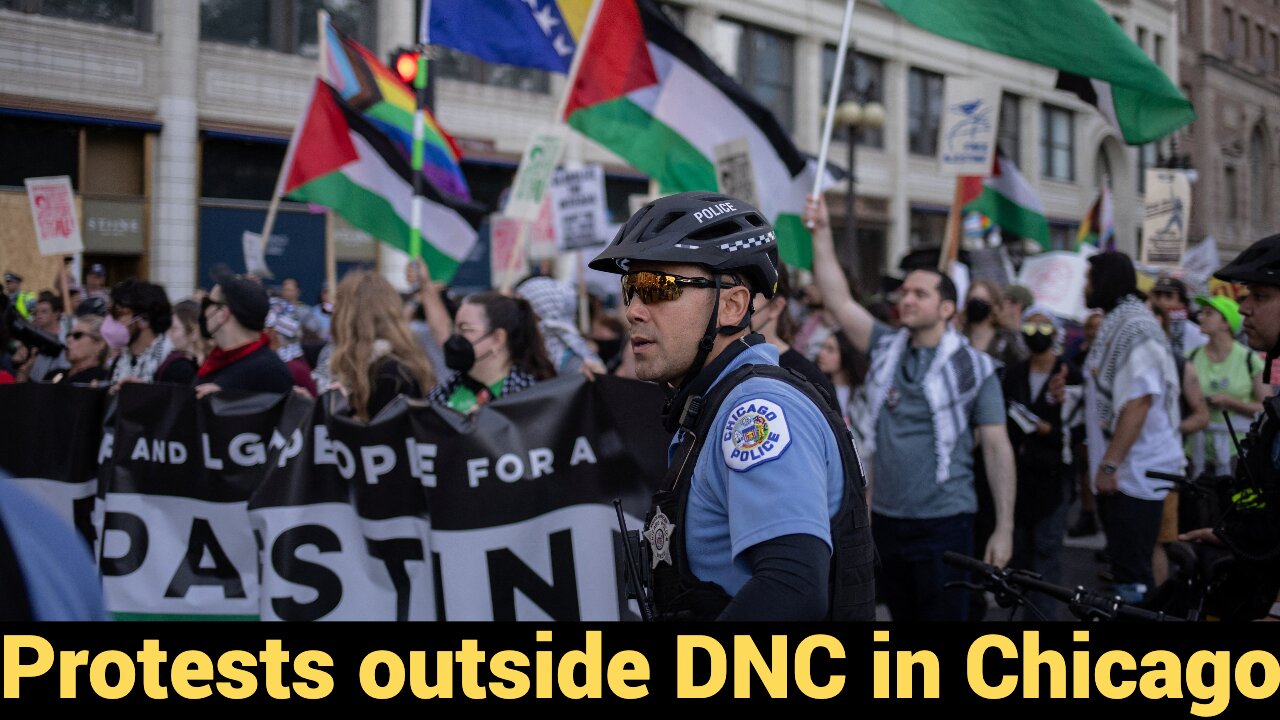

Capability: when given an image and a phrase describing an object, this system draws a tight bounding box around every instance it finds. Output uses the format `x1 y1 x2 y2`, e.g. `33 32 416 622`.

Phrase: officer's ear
719 282 752 328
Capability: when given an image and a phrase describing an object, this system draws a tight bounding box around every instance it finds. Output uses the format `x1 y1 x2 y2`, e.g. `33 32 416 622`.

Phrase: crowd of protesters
2 215 1276 622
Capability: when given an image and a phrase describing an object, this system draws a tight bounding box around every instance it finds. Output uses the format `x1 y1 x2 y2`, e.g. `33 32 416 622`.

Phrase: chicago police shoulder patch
720 397 791 471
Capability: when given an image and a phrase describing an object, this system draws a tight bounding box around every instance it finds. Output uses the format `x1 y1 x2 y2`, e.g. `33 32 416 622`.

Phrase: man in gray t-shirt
869 322 1007 519
806 196 1016 621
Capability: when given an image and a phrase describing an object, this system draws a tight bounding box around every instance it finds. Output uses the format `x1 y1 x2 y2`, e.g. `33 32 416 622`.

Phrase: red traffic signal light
392 49 419 85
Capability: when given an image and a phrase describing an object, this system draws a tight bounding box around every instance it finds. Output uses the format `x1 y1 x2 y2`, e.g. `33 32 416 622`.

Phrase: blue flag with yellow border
421 0 592 73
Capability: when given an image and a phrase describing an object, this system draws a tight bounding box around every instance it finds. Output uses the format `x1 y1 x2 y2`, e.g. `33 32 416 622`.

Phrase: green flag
882 0 1194 143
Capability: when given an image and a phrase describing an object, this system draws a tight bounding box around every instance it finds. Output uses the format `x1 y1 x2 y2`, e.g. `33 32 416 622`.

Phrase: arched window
1250 126 1269 227
1094 145 1113 190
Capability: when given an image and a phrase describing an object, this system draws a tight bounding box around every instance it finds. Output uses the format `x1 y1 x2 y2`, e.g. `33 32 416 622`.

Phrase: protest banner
0 375 668 621
24 175 83 256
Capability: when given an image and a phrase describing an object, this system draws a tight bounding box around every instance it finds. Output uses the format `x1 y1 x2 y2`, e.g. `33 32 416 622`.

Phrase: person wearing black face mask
1000 305 1079 619
428 292 556 414
961 279 1027 371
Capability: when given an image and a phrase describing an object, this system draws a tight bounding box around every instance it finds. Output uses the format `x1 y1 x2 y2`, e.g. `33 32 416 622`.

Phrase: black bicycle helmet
1215 233 1280 286
590 191 780 298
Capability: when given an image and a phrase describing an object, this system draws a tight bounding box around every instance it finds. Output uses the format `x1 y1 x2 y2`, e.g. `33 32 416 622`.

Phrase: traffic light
390 48 420 86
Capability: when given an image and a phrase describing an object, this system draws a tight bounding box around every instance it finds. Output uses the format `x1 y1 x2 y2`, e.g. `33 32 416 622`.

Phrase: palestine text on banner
563 0 832 269
320 12 469 200
963 152 1049 250
881 0 1194 144
421 0 593 73
280 79 480 283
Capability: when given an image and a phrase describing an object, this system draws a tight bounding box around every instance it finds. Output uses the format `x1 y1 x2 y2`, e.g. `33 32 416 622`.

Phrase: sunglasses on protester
201 297 227 314
1021 321 1055 335
67 331 100 341
620 271 740 306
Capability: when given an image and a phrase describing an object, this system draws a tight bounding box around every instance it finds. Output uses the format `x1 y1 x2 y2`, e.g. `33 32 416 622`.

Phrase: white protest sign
1016 251 1089 322
714 137 759 207
1141 169 1192 268
241 231 275 279
24 175 83 255
505 125 569 221
528 194 560 262
939 79 1001 176
1180 235 1220 295
550 164 608 251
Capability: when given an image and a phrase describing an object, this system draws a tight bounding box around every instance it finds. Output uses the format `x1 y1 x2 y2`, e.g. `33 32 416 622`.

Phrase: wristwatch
1101 462 1118 475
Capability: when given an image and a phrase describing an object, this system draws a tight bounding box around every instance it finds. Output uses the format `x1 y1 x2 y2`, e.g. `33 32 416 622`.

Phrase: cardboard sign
550 165 608 251
1141 169 1192 267
505 125 569 221
25 175 83 256
490 215 529 289
939 79 1001 176
241 231 275 279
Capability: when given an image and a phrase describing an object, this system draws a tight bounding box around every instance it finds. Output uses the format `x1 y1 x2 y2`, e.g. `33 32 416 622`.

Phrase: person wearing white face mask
105 279 197 386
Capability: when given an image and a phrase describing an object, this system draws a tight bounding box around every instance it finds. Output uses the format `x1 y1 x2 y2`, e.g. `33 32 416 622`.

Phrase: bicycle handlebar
943 551 1184 622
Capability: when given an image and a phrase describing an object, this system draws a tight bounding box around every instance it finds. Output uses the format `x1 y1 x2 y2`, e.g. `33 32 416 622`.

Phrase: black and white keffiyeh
1086 295 1180 433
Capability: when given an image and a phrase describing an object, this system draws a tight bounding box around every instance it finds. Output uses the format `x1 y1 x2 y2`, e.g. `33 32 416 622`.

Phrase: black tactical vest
646 358 876 621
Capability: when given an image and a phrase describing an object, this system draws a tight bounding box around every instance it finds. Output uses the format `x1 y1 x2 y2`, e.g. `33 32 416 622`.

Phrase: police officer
1179 233 1280 618
591 192 874 621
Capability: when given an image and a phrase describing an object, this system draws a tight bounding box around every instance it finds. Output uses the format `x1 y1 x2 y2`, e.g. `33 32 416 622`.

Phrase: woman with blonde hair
329 271 436 421
49 314 111 385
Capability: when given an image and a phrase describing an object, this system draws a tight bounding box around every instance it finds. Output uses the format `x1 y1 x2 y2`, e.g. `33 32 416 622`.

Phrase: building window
998 92 1021 166
1179 0 1189 37
432 46 551 93
2 0 150 30
1251 127 1268 226
200 136 286 201
713 19 796 132
1225 7 1234 54
0 115 79 189
1242 16 1251 57
1040 104 1074 181
199 0 374 56
1225 166 1239 226
1154 34 1165 69
820 47 885 148
1136 26 1147 54
909 209 947 249
907 67 944 156
1273 32 1279 72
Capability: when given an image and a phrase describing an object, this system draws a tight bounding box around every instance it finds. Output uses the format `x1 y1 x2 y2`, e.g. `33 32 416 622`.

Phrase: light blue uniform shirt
671 342 844 596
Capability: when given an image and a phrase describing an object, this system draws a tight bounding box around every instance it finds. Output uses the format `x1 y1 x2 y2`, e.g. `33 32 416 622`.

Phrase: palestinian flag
281 79 481 282
963 152 1049 249
563 0 829 268
882 0 1194 144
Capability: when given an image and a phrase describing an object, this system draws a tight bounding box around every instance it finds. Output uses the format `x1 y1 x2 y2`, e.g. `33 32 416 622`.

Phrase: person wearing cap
1151 275 1208 355
589 191 874 621
808 194 1015 622
999 284 1035 337
106 279 197 386
1183 295 1268 477
265 297 318 397
83 264 110 303
4 272 36 321
194 275 293 398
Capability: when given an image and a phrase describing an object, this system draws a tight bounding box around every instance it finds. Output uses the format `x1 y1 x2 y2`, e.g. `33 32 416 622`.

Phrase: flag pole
409 15 433 275
500 0 606 294
810 0 856 205
938 177 965 272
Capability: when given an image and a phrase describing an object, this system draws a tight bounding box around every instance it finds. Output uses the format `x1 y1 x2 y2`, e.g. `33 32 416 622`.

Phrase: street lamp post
833 96 884 288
